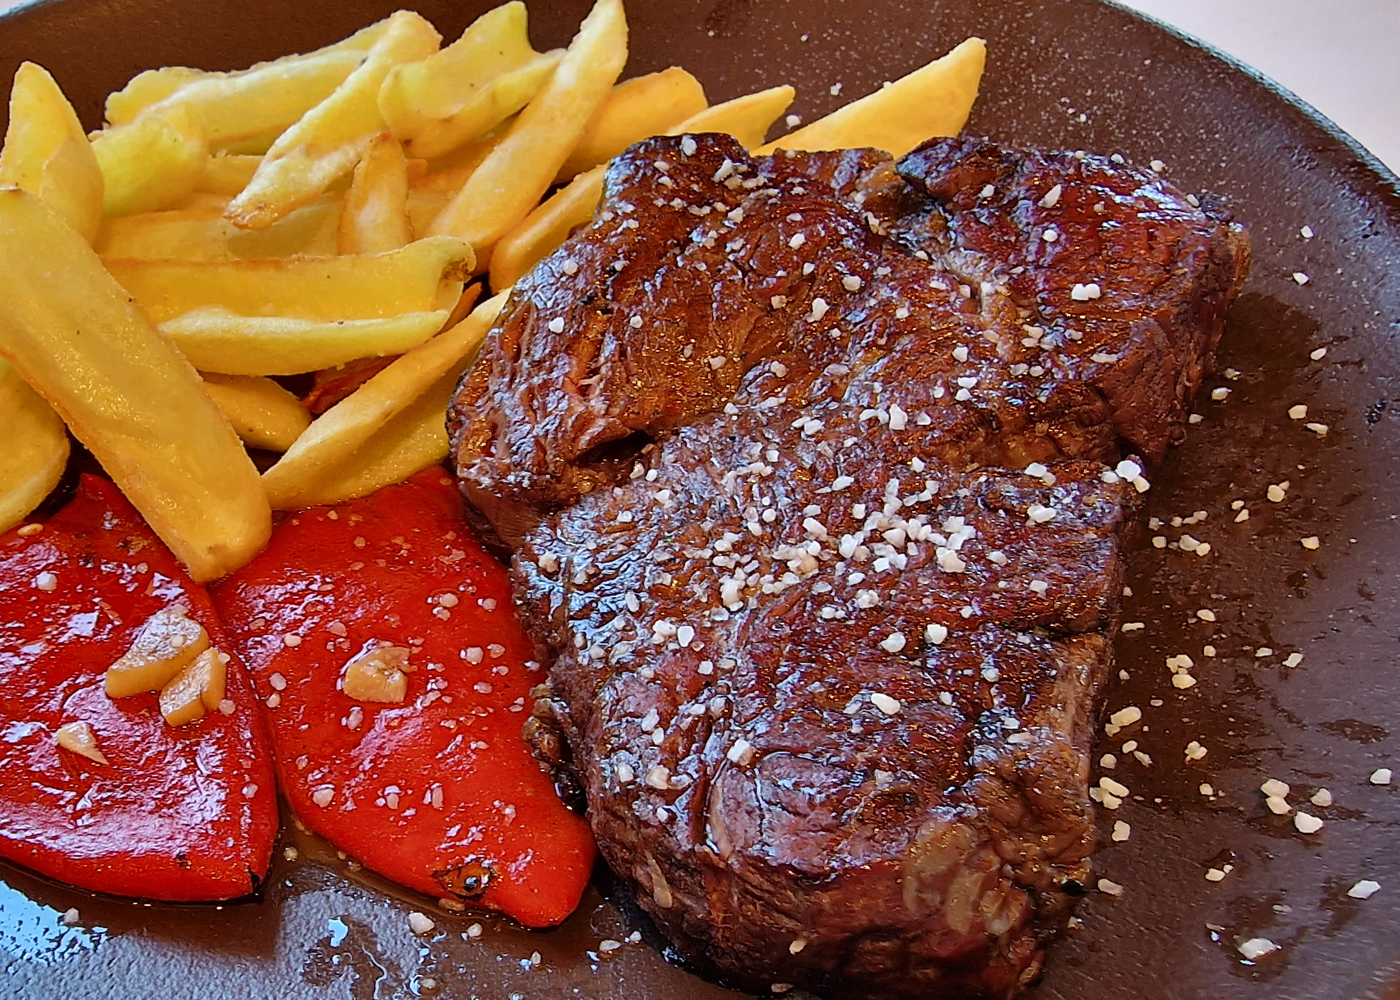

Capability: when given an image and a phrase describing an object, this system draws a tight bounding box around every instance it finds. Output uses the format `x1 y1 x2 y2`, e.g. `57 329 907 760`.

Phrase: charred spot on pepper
435 859 495 900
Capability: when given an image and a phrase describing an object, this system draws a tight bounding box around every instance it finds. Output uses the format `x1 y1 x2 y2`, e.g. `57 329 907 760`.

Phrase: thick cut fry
427 0 627 252
274 367 458 510
0 359 70 534
489 85 794 288
162 309 450 376
96 194 343 259
339 133 411 254
0 63 104 243
104 18 389 128
555 67 706 182
104 234 472 322
226 12 441 230
488 164 603 290
200 373 311 452
0 190 269 581
263 290 507 508
200 153 261 194
760 38 986 156
678 84 796 149
103 66 206 125
380 2 562 161
91 105 209 216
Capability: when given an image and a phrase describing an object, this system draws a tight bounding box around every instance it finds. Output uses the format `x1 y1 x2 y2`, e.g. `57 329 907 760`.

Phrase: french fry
0 189 269 581
678 84 796 149
0 359 70 534
96 194 343 259
555 67 706 182
0 62 104 243
413 129 509 193
91 104 209 216
427 0 627 253
759 37 986 157
104 234 472 322
199 373 311 452
379 1 563 161
226 11 441 230
104 18 390 128
104 66 206 125
262 290 507 508
488 84 794 288
339 132 412 254
279 367 459 510
199 153 261 194
161 309 451 376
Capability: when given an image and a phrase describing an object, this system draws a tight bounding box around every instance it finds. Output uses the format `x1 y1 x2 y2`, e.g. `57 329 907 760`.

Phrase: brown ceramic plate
3 0 1399 997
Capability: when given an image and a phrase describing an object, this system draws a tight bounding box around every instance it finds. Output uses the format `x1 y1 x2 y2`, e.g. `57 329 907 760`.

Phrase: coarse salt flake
1348 880 1381 899
1294 812 1324 834
1238 938 1278 960
870 692 901 715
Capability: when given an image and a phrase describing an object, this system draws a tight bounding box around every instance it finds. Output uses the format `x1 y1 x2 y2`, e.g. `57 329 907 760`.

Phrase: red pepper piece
0 475 278 901
212 469 595 927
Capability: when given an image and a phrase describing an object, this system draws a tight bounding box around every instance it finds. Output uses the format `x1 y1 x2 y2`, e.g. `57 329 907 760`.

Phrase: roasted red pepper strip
0 475 278 901
213 469 595 927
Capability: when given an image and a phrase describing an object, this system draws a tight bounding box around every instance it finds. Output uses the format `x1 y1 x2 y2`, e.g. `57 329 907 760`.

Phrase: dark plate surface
2 0 1399 997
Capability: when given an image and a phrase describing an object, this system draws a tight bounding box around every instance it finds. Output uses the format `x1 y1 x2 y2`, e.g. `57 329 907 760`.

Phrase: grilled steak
449 134 1249 998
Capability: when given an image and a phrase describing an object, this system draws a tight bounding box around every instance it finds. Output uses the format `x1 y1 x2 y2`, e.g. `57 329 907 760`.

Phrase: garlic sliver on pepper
105 605 209 698
159 646 229 726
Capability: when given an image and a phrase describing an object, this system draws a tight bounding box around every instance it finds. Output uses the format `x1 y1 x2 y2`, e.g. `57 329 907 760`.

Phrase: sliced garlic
342 644 411 704
105 605 209 698
159 647 230 727
55 721 108 765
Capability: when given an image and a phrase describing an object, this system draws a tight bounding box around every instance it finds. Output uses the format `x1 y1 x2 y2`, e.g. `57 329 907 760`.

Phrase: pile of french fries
0 0 985 581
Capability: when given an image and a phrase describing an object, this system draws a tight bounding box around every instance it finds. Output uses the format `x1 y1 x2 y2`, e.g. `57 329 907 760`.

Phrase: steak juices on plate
449 132 1249 998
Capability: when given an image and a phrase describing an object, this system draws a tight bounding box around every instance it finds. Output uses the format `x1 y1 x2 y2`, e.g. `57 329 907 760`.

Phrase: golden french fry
200 373 311 452
199 153 261 194
0 62 104 243
161 309 450 376
413 128 509 193
407 187 451 240
0 189 269 581
279 366 459 509
427 0 627 252
262 290 507 507
92 104 209 216
339 132 411 254
555 67 706 182
678 84 795 149
488 84 794 288
760 38 985 156
379 1 562 161
488 164 603 289
104 18 389 129
96 193 343 259
227 11 441 230
104 66 206 125
104 234 472 322
0 359 70 534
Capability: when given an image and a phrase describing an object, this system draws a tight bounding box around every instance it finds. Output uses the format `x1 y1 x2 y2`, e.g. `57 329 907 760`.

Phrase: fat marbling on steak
449 133 1249 998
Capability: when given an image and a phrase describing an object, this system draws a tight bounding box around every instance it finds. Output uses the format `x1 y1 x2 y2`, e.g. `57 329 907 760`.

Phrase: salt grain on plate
1348 880 1381 899
1293 812 1324 834
408 912 435 935
1370 768 1393 785
1238 937 1279 960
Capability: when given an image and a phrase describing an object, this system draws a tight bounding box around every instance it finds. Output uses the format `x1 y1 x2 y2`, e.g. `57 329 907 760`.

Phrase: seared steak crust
449 134 1249 998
